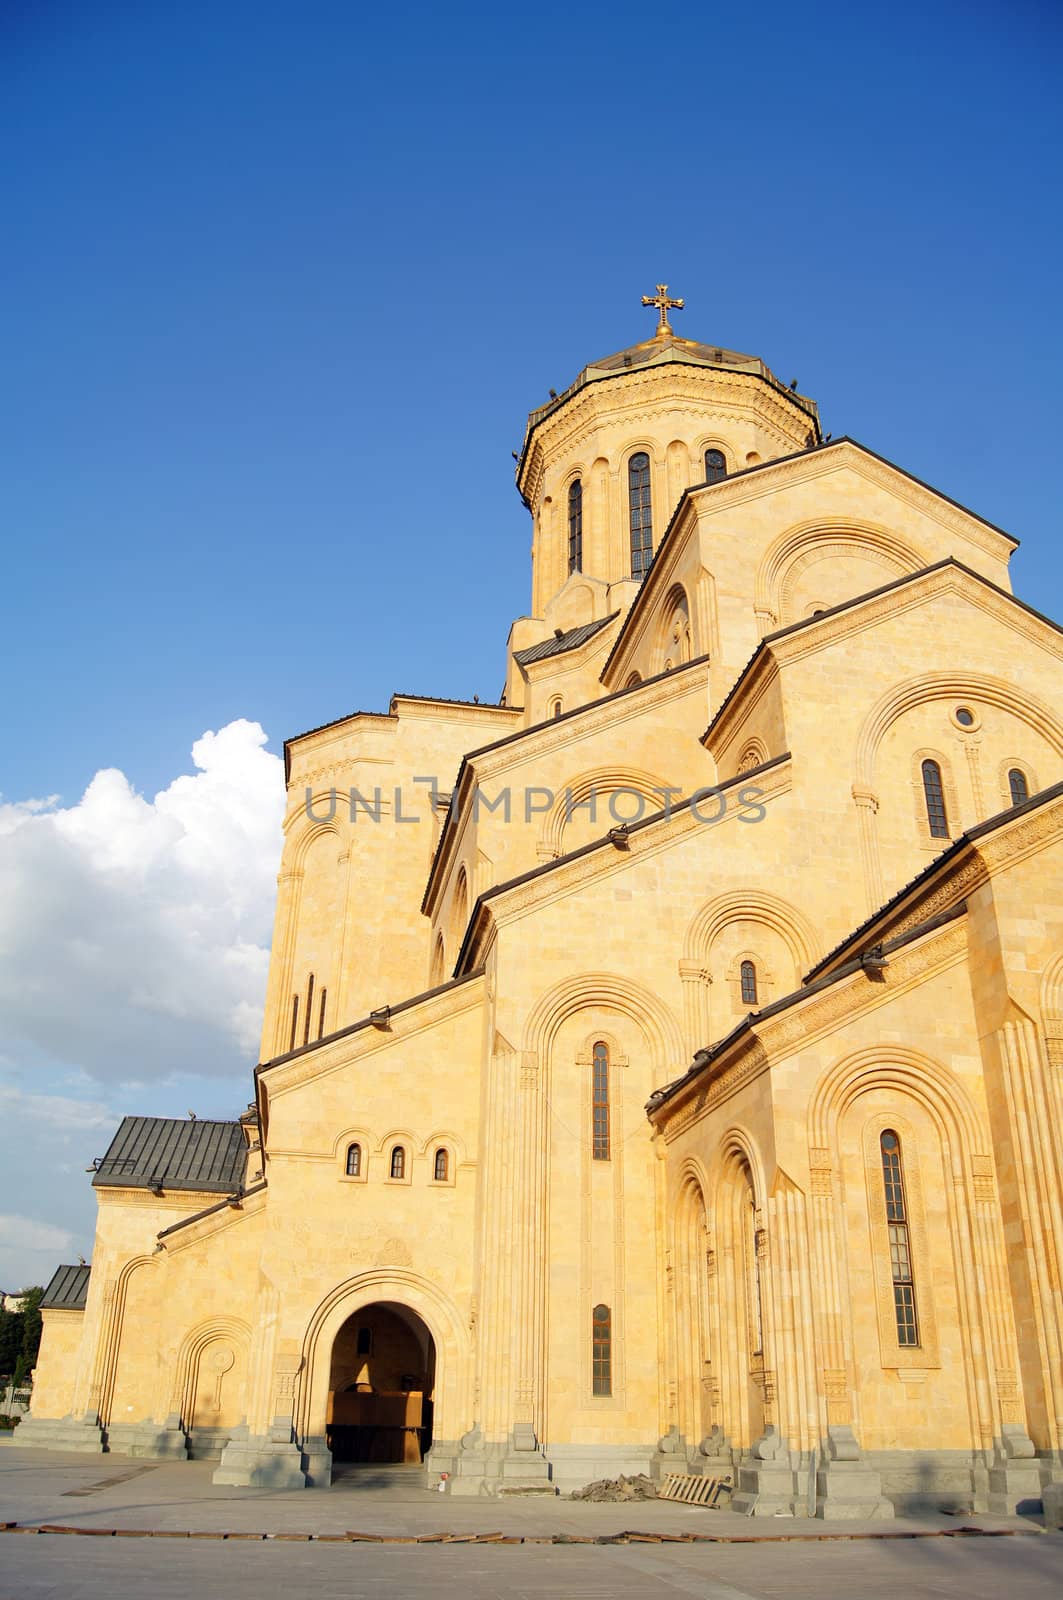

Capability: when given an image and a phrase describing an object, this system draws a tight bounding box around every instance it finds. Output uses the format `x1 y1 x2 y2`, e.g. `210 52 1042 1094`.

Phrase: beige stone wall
29 1309 86 1419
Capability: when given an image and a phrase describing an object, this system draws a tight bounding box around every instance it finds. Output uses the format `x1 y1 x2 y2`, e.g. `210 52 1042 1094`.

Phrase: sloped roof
513 613 618 667
42 1263 91 1310
92 1117 247 1194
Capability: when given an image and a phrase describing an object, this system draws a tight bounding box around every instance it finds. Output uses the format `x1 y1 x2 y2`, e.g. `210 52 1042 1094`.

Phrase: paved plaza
2 1443 1061 1598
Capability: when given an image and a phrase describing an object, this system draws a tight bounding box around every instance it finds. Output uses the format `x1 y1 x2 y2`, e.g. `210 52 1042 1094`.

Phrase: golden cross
641 283 685 338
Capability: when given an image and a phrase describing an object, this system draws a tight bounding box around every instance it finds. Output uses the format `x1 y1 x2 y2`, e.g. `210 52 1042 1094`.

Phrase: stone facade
21 313 1063 1514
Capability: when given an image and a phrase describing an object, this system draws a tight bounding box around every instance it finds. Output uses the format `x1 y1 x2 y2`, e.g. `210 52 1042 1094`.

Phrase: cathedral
20 291 1063 1520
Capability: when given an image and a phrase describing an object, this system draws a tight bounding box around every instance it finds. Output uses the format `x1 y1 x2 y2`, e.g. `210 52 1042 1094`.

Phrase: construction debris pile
569 1473 658 1502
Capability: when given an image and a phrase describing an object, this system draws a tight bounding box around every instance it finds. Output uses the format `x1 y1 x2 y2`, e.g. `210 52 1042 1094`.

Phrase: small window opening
592 1041 610 1160
1008 768 1029 806
740 960 758 1006
434 1147 449 1182
704 448 727 483
881 1130 919 1346
921 759 949 839
592 1304 612 1395
390 1146 406 1180
356 1326 373 1356
345 1142 361 1178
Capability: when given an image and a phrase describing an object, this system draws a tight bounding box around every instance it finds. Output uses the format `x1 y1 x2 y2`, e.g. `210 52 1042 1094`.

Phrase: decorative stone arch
755 518 924 631
416 1128 469 1166
683 889 818 974
172 1315 251 1432
295 1269 471 1451
806 1045 1002 1444
910 744 961 848
538 765 672 860
694 434 733 479
997 755 1038 811
737 738 768 773
655 581 692 672
450 865 469 950
375 1126 420 1156
707 1130 771 1448
520 972 684 1086
98 1254 160 1426
672 1157 712 1446
855 671 1063 791
726 950 773 1011
430 931 446 986
1040 952 1063 1069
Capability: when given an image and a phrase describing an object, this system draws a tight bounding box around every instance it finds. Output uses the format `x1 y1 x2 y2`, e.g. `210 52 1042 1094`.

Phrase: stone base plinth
106 1421 189 1460
212 1427 307 1488
10 1415 105 1454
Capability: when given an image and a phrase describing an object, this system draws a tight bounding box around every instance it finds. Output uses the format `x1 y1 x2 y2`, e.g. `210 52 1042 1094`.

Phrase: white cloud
0 1214 74 1256
0 719 285 1084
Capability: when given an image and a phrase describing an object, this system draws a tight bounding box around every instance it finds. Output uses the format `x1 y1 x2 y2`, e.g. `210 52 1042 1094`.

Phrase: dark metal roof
92 1117 247 1194
42 1264 91 1310
513 613 619 667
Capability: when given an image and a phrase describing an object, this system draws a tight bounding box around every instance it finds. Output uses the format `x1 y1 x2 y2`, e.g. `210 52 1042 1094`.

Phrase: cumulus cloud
0 719 285 1084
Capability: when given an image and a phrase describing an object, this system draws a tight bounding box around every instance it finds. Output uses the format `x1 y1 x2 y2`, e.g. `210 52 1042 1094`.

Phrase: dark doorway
326 1303 435 1464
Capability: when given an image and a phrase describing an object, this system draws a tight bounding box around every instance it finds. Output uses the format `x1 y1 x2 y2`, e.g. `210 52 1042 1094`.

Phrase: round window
955 707 975 727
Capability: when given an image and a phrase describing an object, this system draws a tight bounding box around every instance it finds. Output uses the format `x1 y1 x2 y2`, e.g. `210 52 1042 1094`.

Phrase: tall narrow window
356 1326 372 1356
628 453 653 578
345 1142 361 1178
289 995 299 1053
1008 768 1029 807
592 1304 612 1395
592 1041 610 1160
568 479 583 574
740 960 758 1006
880 1131 919 1346
303 974 314 1046
390 1146 406 1180
704 448 727 483
921 759 949 838
748 1197 764 1355
318 987 327 1040
434 1147 449 1182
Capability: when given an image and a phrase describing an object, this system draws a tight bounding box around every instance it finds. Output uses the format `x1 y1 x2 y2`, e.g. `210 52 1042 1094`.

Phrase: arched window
704 448 727 483
1008 768 1029 807
345 1142 361 1178
430 934 445 986
434 1147 449 1182
288 994 299 1053
880 1130 919 1346
568 479 583 574
592 1041 610 1161
591 1304 612 1395
624 671 642 689
390 1146 406 1180
552 698 563 719
628 452 653 579
921 759 949 839
740 960 758 1006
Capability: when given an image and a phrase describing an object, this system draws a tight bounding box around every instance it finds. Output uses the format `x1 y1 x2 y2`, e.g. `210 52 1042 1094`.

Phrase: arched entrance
326 1302 435 1464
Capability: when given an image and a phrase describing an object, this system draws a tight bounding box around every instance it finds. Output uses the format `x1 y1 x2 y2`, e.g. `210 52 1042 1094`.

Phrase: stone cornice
260 972 488 1101
519 364 814 508
459 755 793 966
653 915 969 1142
421 653 711 918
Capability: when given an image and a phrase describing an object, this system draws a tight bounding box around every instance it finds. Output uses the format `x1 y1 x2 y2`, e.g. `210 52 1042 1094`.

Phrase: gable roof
513 612 618 667
702 557 1063 749
92 1117 247 1194
42 1263 91 1310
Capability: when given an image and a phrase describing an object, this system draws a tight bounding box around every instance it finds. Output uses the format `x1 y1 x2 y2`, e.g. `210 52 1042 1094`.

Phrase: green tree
12 1288 43 1389
0 1308 22 1385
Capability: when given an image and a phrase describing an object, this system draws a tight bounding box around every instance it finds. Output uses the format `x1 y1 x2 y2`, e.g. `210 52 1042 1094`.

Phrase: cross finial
641 283 685 339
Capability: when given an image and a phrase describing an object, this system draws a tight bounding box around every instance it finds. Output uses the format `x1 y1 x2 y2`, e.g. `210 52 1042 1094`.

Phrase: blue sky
0 0 1060 1284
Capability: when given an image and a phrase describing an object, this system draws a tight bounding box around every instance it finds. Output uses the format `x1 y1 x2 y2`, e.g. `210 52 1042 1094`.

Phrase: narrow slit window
318 986 327 1040
434 1147 449 1182
390 1146 406 1180
289 995 299 1053
1008 768 1029 807
568 479 583 574
628 453 653 579
740 960 758 1006
921 759 949 838
592 1304 612 1395
592 1041 610 1160
345 1142 361 1178
880 1130 920 1347
704 448 727 483
356 1326 372 1356
303 974 314 1046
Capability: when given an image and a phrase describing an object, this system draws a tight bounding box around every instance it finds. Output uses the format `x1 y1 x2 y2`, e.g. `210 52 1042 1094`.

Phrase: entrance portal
326 1302 435 1464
